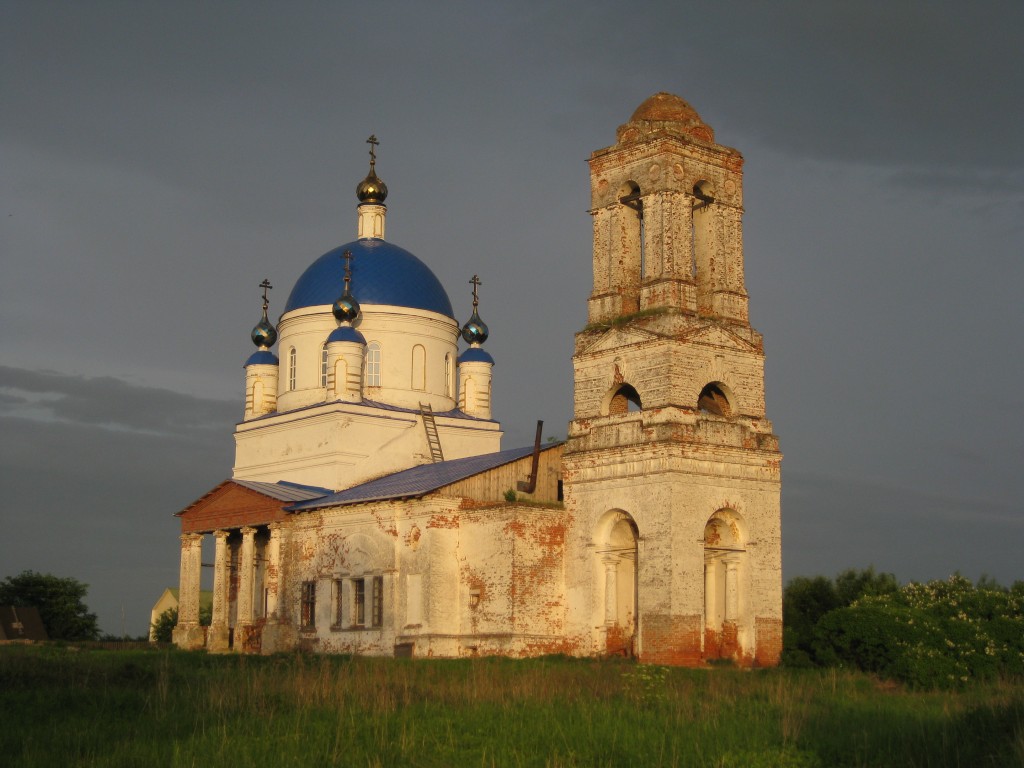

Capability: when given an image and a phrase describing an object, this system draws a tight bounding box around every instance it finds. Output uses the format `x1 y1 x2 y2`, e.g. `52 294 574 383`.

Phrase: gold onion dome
356 169 387 204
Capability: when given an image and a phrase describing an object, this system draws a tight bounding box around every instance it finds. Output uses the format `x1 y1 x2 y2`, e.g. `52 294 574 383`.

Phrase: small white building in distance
173 94 783 666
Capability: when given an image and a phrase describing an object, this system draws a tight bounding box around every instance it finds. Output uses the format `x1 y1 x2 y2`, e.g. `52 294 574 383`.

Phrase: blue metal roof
233 479 334 501
283 239 454 317
286 443 562 511
458 347 494 365
244 350 279 367
327 325 366 345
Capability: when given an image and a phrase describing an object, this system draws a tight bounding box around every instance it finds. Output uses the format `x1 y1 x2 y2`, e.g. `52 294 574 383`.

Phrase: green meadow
1 646 1021 767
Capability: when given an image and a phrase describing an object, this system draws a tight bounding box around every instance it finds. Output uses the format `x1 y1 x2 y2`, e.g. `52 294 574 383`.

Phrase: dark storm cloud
0 366 237 436
0 368 235 635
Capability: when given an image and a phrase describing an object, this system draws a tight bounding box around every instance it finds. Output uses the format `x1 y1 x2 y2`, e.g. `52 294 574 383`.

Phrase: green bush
813 575 1024 688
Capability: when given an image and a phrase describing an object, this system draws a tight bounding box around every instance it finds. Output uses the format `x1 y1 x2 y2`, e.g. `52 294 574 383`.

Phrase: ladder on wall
420 403 444 463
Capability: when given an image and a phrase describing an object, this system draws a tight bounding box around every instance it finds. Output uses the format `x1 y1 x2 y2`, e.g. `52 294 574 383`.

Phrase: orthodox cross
259 278 273 315
367 135 379 170
341 250 354 293
469 274 482 310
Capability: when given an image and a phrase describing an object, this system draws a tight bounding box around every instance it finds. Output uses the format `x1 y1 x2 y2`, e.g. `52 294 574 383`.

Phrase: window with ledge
300 581 316 629
365 342 382 387
445 354 454 398
371 575 383 627
288 347 297 391
352 578 365 626
320 344 329 388
333 579 344 627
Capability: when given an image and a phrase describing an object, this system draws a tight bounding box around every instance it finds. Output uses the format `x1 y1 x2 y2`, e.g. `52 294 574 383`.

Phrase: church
173 93 783 666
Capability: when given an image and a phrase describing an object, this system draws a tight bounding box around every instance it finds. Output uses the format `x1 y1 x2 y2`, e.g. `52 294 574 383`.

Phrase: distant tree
0 570 99 640
151 602 212 643
151 608 178 643
782 567 898 667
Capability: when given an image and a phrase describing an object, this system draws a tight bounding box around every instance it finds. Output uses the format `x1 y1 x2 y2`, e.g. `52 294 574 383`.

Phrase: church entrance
598 512 638 656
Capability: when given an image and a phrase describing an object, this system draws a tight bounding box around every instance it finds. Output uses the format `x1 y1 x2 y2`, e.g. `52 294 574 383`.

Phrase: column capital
214 529 231 541
240 526 257 536
180 532 203 545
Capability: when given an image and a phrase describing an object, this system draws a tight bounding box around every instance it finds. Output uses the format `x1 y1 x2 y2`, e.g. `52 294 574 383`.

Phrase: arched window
617 181 644 281
692 180 716 305
703 509 746 660
445 353 453 398
697 382 733 418
595 510 639 657
320 345 329 388
287 347 297 391
334 358 346 396
606 383 641 416
411 345 426 391
365 342 381 387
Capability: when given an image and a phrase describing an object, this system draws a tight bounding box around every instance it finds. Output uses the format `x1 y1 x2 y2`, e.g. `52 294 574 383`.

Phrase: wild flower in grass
623 663 669 705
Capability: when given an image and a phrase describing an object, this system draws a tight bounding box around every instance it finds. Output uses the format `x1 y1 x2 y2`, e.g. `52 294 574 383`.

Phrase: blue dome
284 239 454 317
458 347 494 365
326 325 366 345
244 350 279 367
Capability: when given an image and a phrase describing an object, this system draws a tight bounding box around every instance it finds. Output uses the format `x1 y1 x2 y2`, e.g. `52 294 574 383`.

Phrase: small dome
619 92 715 144
284 239 455 317
244 349 279 367
461 310 489 344
327 325 366 345
251 317 278 348
356 170 388 204
458 347 494 365
332 292 360 324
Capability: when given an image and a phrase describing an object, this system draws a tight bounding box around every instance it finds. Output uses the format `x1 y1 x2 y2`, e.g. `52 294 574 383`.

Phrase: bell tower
562 93 782 666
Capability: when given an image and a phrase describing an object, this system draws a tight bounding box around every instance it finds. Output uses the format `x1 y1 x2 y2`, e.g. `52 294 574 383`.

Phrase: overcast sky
2 1 1022 636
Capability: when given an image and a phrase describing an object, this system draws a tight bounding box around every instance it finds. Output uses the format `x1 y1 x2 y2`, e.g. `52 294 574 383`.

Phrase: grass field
1 645 1022 767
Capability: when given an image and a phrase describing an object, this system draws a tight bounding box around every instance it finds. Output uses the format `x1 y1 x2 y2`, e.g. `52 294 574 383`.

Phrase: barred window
300 581 316 629
320 345 329 388
334 579 344 626
352 578 365 626
371 575 384 627
288 347 297 391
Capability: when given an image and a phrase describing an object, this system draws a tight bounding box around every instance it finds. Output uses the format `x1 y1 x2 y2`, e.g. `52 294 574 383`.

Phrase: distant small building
149 588 212 641
0 605 48 641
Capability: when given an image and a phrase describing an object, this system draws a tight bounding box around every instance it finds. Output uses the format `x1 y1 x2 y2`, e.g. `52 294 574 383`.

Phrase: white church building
173 93 783 666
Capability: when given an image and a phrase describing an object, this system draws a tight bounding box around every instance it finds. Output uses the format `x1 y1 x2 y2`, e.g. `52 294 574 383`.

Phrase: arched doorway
596 511 639 656
703 509 746 660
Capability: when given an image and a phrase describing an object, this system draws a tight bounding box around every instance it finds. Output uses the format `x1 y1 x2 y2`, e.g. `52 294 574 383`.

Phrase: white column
265 523 282 619
237 527 256 626
208 530 231 651
176 533 203 626
603 556 618 625
725 558 739 622
704 557 716 628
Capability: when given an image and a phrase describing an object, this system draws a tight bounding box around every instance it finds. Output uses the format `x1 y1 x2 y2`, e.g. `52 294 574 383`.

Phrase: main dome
283 238 455 317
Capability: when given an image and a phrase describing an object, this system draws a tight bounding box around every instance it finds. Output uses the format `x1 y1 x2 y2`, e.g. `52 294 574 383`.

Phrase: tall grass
1 646 1021 767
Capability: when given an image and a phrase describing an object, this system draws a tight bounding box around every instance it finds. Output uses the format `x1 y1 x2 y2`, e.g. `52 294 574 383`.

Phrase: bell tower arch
563 93 782 667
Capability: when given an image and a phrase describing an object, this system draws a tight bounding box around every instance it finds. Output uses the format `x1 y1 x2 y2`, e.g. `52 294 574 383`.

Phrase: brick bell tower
561 93 782 666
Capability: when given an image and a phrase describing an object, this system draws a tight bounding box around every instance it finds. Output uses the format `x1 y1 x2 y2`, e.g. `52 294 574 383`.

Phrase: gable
680 323 760 353
177 481 291 533
578 326 658 356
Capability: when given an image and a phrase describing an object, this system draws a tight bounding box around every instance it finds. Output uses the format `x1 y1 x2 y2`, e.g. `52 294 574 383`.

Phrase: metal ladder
420 403 444 462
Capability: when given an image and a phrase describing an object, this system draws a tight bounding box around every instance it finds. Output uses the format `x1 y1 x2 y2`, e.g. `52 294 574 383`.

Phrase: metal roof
286 443 562 512
232 479 335 502
283 239 454 317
